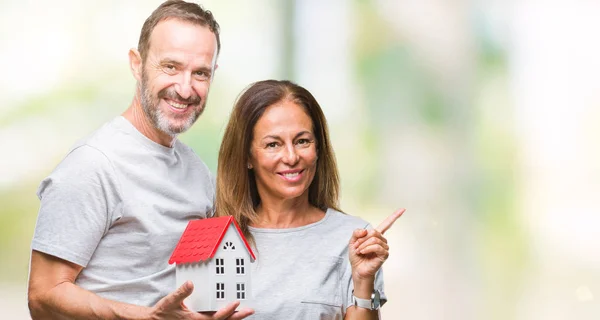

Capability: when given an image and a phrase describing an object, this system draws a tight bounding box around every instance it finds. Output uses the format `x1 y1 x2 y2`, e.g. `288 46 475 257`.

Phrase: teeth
283 172 299 178
170 101 187 109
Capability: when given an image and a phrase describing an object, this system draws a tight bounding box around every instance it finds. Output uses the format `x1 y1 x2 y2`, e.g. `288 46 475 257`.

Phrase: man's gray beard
139 76 204 137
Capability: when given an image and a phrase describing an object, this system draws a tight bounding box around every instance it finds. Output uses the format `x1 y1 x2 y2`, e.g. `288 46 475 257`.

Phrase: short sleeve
31 145 122 267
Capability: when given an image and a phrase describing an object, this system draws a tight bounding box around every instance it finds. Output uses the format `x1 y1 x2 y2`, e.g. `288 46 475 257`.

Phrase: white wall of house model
169 217 256 312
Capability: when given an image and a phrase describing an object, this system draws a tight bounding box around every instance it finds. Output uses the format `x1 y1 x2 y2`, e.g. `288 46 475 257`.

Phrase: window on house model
223 241 235 250
216 258 224 274
236 283 246 300
216 283 225 299
235 258 245 275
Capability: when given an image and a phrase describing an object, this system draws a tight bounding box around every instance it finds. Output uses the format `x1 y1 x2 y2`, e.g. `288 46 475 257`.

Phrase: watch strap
353 294 374 309
352 290 380 310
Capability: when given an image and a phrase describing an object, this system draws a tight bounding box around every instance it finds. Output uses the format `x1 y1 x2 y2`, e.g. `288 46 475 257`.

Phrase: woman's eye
296 138 313 146
266 142 278 148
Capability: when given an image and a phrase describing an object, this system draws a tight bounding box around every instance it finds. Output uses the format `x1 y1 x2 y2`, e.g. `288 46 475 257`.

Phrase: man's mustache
157 87 201 105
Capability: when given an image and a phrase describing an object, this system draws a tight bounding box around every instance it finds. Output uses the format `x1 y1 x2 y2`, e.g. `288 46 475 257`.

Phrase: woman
215 80 402 319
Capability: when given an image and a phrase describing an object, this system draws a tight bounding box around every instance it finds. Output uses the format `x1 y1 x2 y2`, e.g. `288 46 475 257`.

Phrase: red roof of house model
169 216 256 264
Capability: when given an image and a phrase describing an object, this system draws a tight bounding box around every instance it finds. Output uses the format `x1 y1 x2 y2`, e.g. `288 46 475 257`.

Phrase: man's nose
174 73 193 100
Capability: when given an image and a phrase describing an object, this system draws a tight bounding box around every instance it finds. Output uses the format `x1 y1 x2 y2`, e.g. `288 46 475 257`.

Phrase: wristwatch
352 289 381 310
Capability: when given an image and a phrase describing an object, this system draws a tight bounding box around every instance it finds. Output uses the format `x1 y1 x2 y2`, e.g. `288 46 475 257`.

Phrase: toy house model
169 216 256 312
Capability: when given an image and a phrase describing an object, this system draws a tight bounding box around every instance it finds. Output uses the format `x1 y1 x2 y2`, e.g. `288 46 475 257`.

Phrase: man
27 1 253 319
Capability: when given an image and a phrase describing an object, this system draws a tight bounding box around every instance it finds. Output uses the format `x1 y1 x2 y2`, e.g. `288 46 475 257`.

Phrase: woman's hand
348 209 405 282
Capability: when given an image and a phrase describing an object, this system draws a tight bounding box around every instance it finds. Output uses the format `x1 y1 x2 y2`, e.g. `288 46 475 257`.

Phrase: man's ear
128 48 143 82
210 63 219 83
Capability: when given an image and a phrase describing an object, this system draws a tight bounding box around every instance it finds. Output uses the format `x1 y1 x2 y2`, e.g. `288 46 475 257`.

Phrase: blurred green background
1 0 599 319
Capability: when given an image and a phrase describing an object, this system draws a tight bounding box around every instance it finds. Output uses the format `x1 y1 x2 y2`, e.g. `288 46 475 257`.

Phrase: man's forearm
29 281 151 320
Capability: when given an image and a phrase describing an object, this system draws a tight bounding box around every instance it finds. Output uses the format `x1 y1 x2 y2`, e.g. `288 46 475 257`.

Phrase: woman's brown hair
215 80 341 244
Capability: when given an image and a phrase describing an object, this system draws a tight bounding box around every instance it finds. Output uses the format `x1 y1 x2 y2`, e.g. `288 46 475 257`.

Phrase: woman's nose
282 144 299 165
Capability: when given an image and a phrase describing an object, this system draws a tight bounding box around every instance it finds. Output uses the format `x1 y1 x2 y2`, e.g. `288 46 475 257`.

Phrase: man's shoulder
174 141 213 173
48 144 115 183
47 118 126 177
77 117 129 152
173 140 199 158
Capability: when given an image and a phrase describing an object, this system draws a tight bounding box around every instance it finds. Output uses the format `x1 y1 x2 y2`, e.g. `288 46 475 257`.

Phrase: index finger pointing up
376 208 406 234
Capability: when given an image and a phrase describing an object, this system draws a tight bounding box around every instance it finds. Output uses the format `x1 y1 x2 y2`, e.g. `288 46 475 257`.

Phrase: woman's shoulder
325 208 371 230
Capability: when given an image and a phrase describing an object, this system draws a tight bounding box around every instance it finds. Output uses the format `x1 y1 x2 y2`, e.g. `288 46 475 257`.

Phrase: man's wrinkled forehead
146 19 218 68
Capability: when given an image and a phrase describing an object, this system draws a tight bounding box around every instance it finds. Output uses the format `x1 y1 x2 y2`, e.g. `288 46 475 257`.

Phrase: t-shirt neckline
115 116 177 155
249 208 332 234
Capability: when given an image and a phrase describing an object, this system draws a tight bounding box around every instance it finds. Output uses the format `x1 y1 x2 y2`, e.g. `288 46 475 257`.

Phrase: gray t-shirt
248 208 387 319
31 116 215 307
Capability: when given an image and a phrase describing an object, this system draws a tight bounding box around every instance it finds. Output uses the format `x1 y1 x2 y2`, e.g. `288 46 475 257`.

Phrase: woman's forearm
344 275 379 320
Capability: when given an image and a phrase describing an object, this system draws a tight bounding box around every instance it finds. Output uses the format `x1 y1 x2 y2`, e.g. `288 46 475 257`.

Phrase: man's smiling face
139 18 218 136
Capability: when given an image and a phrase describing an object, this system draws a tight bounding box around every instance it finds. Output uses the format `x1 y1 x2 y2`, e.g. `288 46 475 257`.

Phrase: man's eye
194 71 210 80
163 65 176 73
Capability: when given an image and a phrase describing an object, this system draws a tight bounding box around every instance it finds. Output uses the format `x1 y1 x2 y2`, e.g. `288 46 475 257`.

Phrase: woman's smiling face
249 99 318 203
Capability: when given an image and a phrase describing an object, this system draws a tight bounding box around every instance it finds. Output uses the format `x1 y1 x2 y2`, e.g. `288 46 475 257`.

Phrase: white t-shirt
248 208 387 319
31 116 215 307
